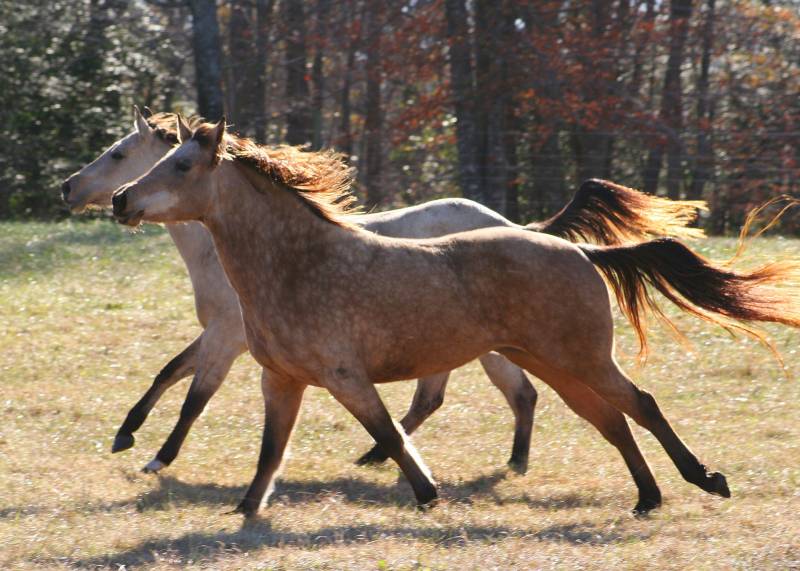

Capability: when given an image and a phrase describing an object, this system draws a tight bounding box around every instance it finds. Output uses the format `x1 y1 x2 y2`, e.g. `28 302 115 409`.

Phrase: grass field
1 220 799 570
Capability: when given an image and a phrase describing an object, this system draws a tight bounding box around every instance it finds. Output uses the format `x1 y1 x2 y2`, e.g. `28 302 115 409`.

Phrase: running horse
112 118 800 517
62 107 705 479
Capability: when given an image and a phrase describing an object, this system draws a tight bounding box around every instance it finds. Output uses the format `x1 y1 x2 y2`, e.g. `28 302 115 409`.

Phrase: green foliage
0 0 190 219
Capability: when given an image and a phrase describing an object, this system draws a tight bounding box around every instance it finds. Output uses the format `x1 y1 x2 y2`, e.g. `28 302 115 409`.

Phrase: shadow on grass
64 517 652 569
125 469 603 512
0 469 604 521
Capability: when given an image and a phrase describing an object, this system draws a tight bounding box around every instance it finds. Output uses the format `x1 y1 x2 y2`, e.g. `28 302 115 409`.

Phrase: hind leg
587 363 730 499
478 353 538 474
112 335 201 453
355 371 450 466
326 370 438 506
500 349 660 512
543 375 662 513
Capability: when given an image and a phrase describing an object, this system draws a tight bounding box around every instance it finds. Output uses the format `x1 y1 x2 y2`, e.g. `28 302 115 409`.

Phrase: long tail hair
580 237 800 358
530 179 707 244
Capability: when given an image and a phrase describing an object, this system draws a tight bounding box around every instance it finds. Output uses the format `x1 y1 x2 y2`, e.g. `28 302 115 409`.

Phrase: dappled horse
62 108 706 479
112 118 800 517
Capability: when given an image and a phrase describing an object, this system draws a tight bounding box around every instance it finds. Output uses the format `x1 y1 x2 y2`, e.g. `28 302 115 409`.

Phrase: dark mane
191 123 359 228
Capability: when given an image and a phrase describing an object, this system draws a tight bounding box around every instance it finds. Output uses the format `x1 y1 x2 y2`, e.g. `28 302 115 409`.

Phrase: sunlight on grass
1 221 798 569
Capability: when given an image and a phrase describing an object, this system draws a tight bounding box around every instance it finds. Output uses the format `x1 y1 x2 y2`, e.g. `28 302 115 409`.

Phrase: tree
188 0 225 122
642 0 693 197
444 0 481 203
363 1 384 207
284 0 312 145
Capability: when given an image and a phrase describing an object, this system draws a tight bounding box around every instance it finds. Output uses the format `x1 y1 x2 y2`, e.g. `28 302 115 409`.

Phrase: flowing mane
192 123 359 228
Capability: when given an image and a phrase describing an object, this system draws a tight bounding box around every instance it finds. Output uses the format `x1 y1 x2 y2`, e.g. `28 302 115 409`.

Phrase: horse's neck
203 164 343 311
165 221 236 311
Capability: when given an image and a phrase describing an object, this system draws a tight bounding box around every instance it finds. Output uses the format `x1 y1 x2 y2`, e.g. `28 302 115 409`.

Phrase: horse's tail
529 179 707 245
579 238 800 357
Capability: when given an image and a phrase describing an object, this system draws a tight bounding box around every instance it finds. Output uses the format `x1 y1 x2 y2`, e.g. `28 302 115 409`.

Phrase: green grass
1 220 799 570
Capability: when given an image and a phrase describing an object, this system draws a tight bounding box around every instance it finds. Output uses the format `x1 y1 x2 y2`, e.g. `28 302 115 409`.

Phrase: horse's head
113 116 226 226
61 107 172 213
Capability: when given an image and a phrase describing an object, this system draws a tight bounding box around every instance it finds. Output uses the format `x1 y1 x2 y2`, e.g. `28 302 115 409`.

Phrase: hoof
705 471 731 498
111 433 135 453
416 497 439 512
507 457 528 475
415 486 439 511
141 458 167 474
227 500 258 519
632 496 662 516
354 447 389 466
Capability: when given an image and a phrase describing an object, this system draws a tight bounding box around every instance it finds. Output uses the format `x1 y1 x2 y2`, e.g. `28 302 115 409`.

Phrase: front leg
326 369 438 506
234 369 306 518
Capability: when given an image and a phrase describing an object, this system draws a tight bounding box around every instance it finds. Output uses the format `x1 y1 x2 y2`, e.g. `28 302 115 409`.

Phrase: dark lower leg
355 372 449 466
632 387 729 497
594 371 729 499
236 372 305 518
112 338 199 453
550 376 661 512
330 377 437 505
479 353 537 474
148 359 234 469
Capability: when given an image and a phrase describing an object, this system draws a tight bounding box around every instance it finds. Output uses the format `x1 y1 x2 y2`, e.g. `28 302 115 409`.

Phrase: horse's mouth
117 210 145 227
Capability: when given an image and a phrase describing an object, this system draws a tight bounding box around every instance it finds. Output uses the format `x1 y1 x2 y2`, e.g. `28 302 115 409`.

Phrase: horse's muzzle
112 190 127 217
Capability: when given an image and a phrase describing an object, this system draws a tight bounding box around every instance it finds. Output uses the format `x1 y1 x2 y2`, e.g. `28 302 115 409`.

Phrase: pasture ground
1 220 799 570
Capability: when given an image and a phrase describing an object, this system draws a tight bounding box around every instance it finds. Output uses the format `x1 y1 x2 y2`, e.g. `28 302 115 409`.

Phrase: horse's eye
176 160 191 172
111 150 125 160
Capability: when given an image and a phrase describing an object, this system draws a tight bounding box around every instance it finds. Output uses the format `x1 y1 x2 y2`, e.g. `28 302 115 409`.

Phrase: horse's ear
133 105 152 136
176 114 193 143
210 117 226 151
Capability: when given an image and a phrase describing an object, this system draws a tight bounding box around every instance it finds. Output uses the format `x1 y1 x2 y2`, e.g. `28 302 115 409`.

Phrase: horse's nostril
112 191 127 215
61 181 71 199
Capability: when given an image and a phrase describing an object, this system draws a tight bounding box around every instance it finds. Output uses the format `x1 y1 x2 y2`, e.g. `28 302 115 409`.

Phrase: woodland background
1 0 799 232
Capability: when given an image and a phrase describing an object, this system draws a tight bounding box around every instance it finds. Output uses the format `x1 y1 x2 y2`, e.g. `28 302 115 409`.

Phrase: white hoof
142 459 167 474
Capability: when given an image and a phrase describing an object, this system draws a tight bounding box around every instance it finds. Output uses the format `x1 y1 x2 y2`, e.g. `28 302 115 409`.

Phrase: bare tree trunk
311 0 331 150
571 0 615 183
524 1 567 216
339 35 357 158
643 0 693 196
689 0 715 201
363 1 383 207
444 0 481 203
188 0 225 121
504 104 520 222
254 0 276 141
474 0 504 212
284 0 312 145
162 5 187 112
227 0 257 133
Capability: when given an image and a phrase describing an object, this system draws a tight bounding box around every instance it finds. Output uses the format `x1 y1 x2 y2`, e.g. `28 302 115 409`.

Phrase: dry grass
1 220 799 570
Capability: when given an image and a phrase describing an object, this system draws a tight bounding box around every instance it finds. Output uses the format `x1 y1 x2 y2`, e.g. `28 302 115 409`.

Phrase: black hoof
415 486 439 511
227 501 258 519
112 433 135 453
354 447 389 466
507 456 528 475
416 496 439 512
705 471 731 498
632 495 662 516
